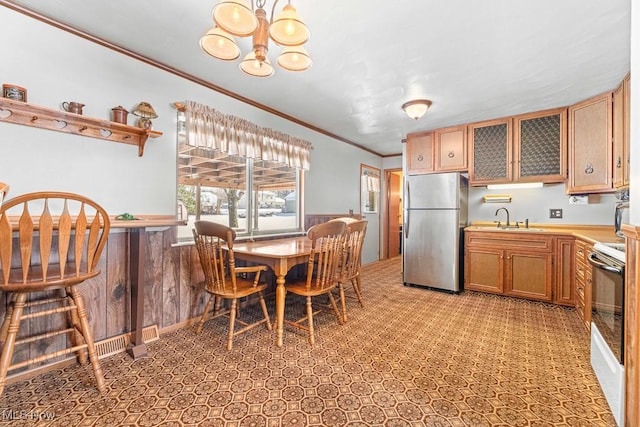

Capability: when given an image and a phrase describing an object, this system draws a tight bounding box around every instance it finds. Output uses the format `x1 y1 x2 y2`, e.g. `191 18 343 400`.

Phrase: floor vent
95 325 160 359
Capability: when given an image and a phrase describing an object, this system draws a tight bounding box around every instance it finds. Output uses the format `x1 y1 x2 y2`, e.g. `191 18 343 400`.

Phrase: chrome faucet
495 207 510 228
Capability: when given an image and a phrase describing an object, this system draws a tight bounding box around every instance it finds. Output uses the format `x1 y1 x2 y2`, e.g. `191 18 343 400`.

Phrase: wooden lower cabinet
505 250 553 301
554 237 575 306
465 232 581 305
466 247 504 293
465 231 554 302
574 238 593 330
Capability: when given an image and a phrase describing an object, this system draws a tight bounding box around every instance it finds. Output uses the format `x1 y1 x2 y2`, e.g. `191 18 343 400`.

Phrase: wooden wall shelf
0 98 162 156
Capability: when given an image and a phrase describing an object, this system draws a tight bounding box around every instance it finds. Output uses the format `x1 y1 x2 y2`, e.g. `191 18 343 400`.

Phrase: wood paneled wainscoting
0 225 210 381
623 224 640 427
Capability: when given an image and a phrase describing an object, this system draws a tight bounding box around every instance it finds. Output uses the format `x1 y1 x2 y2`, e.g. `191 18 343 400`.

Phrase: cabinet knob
616 156 622 168
448 151 455 158
417 155 423 161
584 164 594 174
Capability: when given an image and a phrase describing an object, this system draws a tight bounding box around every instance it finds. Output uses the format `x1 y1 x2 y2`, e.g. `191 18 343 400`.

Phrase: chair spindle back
304 221 347 292
193 221 237 295
0 192 110 290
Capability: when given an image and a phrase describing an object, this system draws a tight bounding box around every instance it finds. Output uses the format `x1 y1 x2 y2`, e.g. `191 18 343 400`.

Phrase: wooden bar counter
110 216 185 359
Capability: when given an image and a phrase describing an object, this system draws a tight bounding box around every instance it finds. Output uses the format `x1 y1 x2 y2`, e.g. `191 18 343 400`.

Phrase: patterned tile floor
0 257 615 426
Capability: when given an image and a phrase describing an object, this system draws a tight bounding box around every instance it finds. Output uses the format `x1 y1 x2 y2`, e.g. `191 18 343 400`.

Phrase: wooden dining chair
0 183 8 208
192 221 272 350
284 220 347 345
0 192 110 396
336 219 368 322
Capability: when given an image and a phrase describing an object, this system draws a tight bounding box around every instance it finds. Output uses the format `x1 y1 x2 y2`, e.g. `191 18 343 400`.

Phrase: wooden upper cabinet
406 131 434 175
613 73 631 188
469 110 566 186
468 118 512 185
567 92 613 194
434 125 467 171
513 107 567 183
613 82 625 188
624 74 631 186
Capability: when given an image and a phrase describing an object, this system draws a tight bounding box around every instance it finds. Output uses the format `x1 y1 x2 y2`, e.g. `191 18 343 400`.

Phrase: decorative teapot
62 101 85 115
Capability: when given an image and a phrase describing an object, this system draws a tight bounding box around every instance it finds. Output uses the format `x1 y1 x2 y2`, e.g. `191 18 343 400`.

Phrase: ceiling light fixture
200 0 311 77
401 99 432 120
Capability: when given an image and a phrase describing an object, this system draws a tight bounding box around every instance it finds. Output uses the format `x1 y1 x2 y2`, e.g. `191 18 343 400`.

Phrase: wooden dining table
231 236 312 347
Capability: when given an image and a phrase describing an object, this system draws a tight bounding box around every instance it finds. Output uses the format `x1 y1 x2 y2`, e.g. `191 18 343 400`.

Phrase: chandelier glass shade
241 51 274 77
201 0 311 77
402 99 432 120
200 27 241 60
277 45 311 71
212 0 257 36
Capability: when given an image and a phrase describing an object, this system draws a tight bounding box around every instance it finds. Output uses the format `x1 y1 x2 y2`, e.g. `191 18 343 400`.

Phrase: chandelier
200 0 311 77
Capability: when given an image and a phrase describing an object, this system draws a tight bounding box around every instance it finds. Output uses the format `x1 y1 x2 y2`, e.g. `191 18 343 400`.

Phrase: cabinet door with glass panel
513 107 567 183
468 118 512 185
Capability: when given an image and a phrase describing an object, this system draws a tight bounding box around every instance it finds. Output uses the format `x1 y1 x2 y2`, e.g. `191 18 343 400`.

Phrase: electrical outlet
549 208 563 219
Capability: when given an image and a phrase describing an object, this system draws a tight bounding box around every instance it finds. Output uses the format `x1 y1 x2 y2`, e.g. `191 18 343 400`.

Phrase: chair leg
338 283 348 323
66 288 87 365
214 296 223 314
227 299 237 350
0 295 14 347
258 292 272 331
306 296 314 345
195 294 216 334
352 276 364 307
327 291 344 326
0 293 27 396
68 287 106 394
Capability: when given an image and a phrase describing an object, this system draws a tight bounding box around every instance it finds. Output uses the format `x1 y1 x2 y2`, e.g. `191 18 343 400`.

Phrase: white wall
469 184 617 225
0 7 383 263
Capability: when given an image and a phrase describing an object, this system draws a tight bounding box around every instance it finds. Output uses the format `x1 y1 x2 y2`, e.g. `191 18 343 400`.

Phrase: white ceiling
4 0 631 156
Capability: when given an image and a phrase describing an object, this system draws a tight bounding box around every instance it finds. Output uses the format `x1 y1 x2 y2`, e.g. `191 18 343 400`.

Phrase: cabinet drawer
466 232 552 251
575 260 586 282
575 240 589 264
576 284 585 302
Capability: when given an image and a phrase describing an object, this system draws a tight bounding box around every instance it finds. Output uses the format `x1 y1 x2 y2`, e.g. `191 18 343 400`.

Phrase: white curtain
362 174 380 193
184 100 312 170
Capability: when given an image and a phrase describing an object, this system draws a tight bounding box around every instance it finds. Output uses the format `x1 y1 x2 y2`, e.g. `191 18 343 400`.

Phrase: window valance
183 100 312 170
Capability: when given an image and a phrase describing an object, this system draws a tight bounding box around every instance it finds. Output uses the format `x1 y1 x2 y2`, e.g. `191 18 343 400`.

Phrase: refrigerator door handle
404 181 410 238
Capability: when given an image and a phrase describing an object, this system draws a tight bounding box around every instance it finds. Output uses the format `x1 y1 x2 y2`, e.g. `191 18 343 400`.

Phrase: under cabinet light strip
486 182 543 190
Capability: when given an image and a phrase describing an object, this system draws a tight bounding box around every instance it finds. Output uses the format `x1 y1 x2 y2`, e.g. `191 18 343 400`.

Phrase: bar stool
0 192 110 396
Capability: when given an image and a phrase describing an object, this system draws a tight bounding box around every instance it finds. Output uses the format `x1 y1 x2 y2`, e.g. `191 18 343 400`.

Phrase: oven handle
588 252 624 275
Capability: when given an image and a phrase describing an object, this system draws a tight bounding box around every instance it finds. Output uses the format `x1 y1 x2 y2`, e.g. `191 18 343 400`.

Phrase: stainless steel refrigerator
403 172 468 293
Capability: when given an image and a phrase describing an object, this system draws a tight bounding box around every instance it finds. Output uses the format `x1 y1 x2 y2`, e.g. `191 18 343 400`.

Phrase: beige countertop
466 222 624 246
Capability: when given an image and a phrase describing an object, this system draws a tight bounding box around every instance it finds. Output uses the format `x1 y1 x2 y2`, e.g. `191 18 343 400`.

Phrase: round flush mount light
402 99 432 120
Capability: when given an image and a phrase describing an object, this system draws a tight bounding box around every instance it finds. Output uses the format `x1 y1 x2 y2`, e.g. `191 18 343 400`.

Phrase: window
361 164 381 214
175 105 306 241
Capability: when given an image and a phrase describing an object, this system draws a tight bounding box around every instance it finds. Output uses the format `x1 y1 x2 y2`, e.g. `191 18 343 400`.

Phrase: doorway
384 169 403 259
